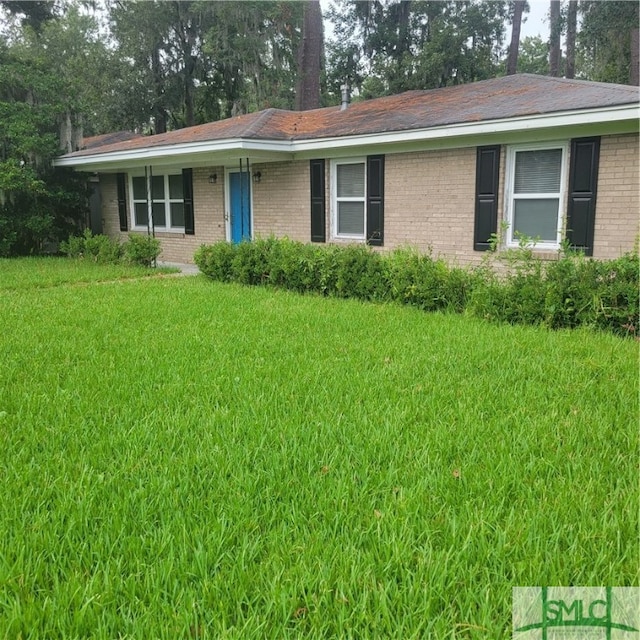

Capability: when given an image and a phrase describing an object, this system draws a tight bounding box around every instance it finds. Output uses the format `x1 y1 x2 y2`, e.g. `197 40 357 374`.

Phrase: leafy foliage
0 6 115 255
61 231 161 268
195 237 639 337
123 233 161 267
326 0 509 99
578 0 639 84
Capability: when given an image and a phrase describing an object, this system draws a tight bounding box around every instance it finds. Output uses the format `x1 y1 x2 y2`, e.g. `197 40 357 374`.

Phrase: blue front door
229 171 251 243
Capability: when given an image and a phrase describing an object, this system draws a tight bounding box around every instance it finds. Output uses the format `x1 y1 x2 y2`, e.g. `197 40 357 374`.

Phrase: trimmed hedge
194 237 639 337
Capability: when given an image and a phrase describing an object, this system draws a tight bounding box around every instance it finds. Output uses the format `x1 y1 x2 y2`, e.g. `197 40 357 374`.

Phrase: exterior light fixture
208 173 217 184
252 171 262 184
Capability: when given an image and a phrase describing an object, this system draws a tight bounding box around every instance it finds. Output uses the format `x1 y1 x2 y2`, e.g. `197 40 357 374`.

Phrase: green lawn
0 259 637 639
0 256 176 291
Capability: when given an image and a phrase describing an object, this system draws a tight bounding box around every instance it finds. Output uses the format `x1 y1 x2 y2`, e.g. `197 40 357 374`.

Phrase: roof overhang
54 104 639 172
53 138 295 172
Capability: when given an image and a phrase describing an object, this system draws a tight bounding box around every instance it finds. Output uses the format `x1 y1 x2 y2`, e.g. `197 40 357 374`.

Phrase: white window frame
129 172 185 232
504 142 569 250
331 158 367 240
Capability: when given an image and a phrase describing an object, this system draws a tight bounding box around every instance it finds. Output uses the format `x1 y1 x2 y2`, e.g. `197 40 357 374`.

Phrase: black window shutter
310 159 325 242
566 137 600 256
473 145 500 251
116 173 128 232
182 168 195 235
366 155 384 246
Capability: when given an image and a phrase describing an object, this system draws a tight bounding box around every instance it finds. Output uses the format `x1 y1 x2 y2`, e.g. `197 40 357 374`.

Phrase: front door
229 171 252 243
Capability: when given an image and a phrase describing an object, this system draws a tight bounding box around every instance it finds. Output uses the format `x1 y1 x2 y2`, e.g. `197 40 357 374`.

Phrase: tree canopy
0 0 636 255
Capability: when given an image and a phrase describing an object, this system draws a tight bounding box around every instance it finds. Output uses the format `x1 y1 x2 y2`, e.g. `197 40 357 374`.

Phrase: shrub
386 248 470 312
195 238 638 337
123 234 161 267
60 229 123 264
85 233 124 264
194 242 236 282
59 232 87 259
266 237 323 293
230 238 271 285
334 244 388 301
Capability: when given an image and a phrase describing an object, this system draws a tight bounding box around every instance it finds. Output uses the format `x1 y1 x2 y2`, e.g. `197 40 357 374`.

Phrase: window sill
331 235 366 243
131 228 186 236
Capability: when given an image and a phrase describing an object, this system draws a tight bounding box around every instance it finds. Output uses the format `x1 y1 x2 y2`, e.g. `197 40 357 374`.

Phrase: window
506 144 568 249
131 174 185 231
332 159 366 239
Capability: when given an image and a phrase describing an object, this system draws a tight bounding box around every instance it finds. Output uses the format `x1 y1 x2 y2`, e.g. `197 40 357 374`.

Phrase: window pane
132 177 146 200
513 198 559 242
169 174 183 200
134 202 148 226
170 202 185 227
514 149 562 193
337 163 365 197
151 175 165 200
338 201 364 235
151 202 166 227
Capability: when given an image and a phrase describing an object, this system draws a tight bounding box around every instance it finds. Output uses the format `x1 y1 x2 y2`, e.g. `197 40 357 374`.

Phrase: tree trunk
151 44 167 134
506 0 525 75
295 0 323 111
565 0 577 78
549 0 562 77
631 27 639 85
174 1 197 127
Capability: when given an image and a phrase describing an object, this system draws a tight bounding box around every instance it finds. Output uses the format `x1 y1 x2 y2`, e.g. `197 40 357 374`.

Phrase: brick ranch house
54 74 639 265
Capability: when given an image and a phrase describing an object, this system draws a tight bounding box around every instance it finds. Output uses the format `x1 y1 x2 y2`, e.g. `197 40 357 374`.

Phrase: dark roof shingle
64 75 639 158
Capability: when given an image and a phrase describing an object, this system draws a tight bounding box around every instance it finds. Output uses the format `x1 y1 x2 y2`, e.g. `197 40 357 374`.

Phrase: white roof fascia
290 104 639 153
53 138 293 168
54 104 638 169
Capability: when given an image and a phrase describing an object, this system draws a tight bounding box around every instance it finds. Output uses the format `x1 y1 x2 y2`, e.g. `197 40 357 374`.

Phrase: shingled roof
61 74 639 160
81 131 143 150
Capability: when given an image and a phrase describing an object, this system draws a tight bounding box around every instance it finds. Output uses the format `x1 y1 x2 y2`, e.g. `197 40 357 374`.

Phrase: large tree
295 0 324 110
327 0 508 100
516 36 549 75
548 0 561 77
578 0 640 85
506 0 527 75
564 0 577 79
0 4 109 254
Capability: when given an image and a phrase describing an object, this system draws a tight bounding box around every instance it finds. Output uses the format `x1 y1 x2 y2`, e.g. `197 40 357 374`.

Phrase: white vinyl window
505 143 568 249
332 159 366 239
131 174 185 231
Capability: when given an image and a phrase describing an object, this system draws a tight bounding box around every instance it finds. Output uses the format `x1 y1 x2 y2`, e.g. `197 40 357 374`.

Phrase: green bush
194 242 236 282
59 232 86 259
266 238 324 293
62 230 162 267
230 238 271 285
386 248 470 312
123 234 161 267
544 251 639 336
60 229 123 264
334 244 388 301
85 233 124 264
195 237 639 337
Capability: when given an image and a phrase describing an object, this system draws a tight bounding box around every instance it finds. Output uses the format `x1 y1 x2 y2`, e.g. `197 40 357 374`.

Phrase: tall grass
0 262 637 638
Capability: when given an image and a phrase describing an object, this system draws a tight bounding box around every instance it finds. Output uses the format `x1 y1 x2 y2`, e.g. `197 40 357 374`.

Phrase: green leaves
195 238 638 337
327 0 509 98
